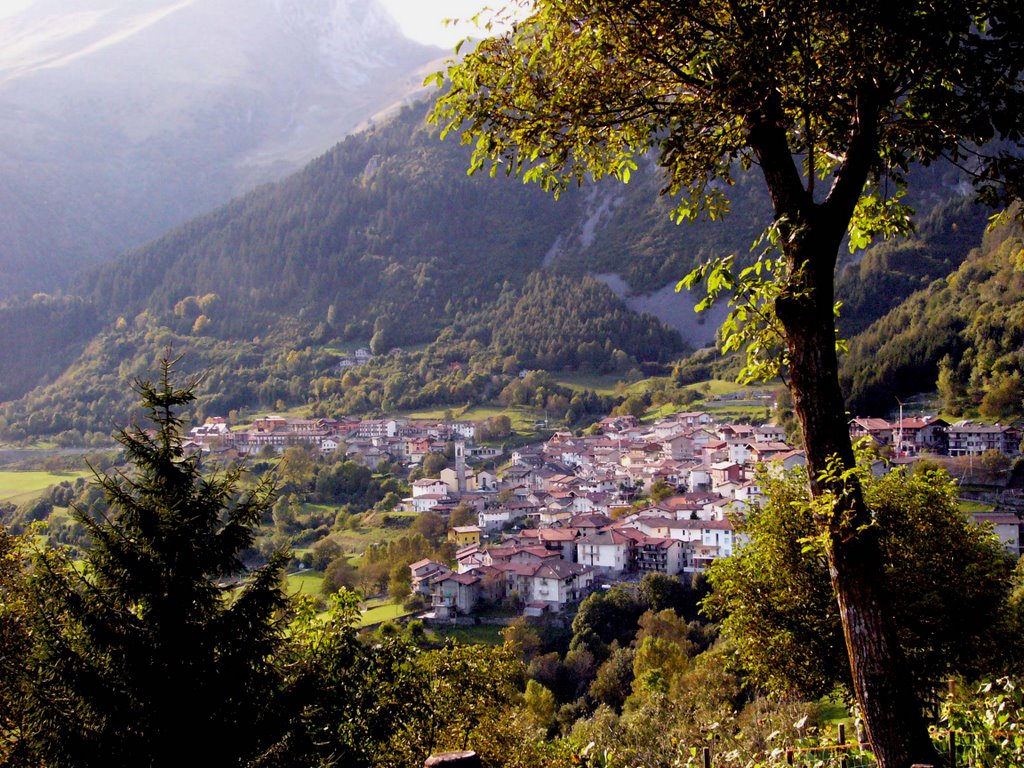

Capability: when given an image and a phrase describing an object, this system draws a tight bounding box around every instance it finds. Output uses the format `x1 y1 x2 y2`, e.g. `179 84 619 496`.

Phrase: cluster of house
409 411 802 516
190 406 1022 618
405 411 802 617
418 505 738 618
849 416 1024 559
849 415 1021 456
407 410 1024 618
185 414 498 467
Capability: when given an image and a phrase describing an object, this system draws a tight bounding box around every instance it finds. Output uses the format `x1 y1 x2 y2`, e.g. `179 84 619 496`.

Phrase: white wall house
575 531 632 575
522 562 594 611
412 478 448 498
409 493 447 513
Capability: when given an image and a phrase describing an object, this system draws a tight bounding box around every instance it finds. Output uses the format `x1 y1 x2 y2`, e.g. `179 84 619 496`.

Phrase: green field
330 522 415 554
629 378 768 422
0 470 91 505
402 404 539 432
554 372 629 395
817 696 851 725
959 499 996 513
429 623 505 646
693 378 751 396
700 402 773 421
359 600 413 627
291 503 417 555
284 570 325 597
321 341 372 355
645 403 682 420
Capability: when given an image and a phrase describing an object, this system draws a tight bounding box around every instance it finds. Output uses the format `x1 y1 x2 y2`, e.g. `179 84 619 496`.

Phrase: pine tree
0 526 34 766
24 359 291 767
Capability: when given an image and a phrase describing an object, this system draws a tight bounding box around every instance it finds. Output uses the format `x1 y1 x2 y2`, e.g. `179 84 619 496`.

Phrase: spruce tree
25 360 291 767
0 526 34 766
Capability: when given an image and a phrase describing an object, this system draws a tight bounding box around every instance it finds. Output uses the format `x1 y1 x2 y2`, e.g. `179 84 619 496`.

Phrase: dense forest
0 296 103 404
835 195 991 338
841 215 1024 416
0 275 670 442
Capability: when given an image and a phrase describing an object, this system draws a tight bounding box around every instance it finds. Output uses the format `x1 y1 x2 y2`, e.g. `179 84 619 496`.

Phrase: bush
943 678 1024 768
404 594 428 612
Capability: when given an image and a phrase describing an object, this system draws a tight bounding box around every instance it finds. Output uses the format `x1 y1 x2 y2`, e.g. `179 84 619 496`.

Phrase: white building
412 478 448 498
575 530 634 575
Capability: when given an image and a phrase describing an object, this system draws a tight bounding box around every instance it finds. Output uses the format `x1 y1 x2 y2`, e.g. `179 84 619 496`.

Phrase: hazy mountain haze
0 0 443 296
377 0 513 47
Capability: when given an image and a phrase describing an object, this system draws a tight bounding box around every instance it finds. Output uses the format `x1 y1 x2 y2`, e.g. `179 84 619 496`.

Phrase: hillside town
186 408 1024 619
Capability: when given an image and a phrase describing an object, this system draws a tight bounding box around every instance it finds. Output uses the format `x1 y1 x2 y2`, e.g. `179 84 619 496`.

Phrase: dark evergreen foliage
73 100 573 337
569 585 645 664
489 273 684 370
0 526 33 765
836 194 990 337
22 360 292 767
0 295 102 403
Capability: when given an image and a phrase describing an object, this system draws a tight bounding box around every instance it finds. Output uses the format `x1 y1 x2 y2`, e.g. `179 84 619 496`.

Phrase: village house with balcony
409 559 451 597
890 416 949 454
430 571 485 618
492 560 595 616
633 536 686 575
947 422 1020 456
848 417 893 447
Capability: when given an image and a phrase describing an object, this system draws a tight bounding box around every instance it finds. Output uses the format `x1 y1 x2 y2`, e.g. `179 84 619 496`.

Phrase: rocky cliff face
0 0 442 295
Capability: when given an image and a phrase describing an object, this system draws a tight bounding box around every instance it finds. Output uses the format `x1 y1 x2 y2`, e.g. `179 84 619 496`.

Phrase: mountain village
186 406 1024 620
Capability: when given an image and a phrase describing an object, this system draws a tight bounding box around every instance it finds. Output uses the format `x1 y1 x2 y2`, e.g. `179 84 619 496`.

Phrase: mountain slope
73 99 579 341
0 97 690 438
840 215 1024 416
0 87 996 439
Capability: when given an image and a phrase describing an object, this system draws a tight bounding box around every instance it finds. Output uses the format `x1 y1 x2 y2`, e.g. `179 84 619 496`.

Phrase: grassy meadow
402 404 539 433
0 470 91 505
284 570 325 597
428 623 505 646
359 599 414 627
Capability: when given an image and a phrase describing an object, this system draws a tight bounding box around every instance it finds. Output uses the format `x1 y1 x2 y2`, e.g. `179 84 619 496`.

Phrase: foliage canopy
433 0 1024 224
706 465 1021 702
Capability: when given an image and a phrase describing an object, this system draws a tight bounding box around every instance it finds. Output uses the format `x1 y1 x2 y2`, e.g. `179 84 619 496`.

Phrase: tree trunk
776 227 938 768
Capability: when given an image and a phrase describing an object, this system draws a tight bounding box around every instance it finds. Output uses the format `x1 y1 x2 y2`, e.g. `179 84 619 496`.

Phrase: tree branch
747 94 808 223
823 81 882 226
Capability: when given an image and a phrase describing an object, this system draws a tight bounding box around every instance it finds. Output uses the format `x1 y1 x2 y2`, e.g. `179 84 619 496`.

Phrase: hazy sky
0 0 33 18
378 0 510 48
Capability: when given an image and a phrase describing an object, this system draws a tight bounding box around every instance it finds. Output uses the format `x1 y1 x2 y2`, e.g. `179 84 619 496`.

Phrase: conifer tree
24 358 291 768
0 525 34 766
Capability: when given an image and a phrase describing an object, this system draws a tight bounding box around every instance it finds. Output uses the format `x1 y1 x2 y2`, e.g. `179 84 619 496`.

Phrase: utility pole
895 397 904 456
